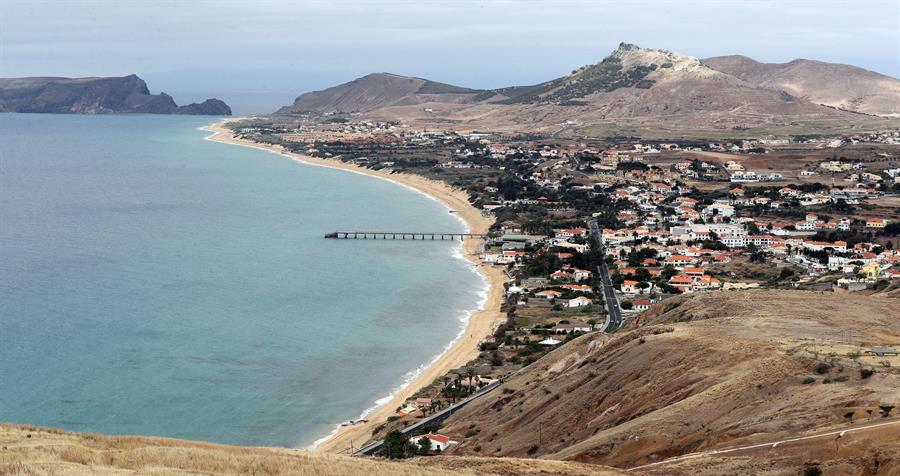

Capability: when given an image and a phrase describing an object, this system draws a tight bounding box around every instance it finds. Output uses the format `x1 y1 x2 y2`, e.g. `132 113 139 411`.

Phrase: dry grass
0 424 469 476
0 424 627 475
438 290 900 472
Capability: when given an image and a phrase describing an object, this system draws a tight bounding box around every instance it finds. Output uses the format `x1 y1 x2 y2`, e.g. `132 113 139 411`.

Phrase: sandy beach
203 120 507 454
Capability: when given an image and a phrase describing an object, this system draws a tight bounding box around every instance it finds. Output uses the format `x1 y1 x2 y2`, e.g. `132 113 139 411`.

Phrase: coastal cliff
0 75 231 115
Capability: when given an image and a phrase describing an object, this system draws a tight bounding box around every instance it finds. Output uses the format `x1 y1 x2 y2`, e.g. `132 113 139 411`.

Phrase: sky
2 0 899 113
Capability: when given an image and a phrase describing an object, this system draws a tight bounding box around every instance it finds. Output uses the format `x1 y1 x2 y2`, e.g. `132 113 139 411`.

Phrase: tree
465 367 476 396
844 411 854 424
587 319 597 330
879 405 895 417
418 436 432 455
381 430 416 459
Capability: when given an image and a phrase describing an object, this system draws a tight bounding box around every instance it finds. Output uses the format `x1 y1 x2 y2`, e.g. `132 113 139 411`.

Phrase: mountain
0 75 231 115
469 43 861 131
703 55 900 116
437 290 900 473
275 72 485 115
271 43 898 135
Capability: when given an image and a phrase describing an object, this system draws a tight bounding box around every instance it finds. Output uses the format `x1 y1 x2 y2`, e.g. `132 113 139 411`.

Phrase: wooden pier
324 231 485 240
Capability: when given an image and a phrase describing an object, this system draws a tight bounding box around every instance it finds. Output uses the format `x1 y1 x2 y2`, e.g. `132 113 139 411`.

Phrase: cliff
0 75 231 115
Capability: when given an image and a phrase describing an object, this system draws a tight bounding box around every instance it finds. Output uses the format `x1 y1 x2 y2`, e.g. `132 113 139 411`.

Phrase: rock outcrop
0 75 231 115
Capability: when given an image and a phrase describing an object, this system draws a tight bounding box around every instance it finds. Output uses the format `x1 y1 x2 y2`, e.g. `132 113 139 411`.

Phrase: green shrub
802 377 816 384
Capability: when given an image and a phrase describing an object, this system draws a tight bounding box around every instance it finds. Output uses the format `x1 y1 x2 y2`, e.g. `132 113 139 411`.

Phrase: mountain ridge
0 75 232 115
702 54 900 116
271 43 898 132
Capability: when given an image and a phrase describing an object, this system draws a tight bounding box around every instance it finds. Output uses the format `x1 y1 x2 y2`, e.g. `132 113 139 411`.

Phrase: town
230 116 899 455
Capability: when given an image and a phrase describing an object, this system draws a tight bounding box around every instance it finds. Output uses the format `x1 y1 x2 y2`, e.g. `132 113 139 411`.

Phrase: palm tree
465 367 476 396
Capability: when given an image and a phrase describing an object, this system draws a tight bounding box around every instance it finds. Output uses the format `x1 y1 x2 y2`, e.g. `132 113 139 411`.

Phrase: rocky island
0 74 231 115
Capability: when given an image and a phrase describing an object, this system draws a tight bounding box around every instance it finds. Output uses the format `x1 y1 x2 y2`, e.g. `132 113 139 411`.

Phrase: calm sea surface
0 114 483 447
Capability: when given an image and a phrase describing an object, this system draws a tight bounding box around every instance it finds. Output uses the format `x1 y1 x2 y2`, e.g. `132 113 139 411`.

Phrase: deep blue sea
0 114 484 447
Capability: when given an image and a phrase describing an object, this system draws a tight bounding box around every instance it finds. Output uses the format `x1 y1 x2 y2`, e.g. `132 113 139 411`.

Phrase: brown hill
270 43 898 135
468 43 857 132
0 423 625 475
274 72 484 115
437 289 900 473
703 55 900 116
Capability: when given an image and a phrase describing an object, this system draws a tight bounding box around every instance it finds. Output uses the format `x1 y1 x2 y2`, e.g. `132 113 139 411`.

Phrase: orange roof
669 275 693 284
423 433 450 444
622 280 639 285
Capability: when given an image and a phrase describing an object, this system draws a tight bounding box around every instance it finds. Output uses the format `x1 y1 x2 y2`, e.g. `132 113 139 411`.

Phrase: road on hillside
353 379 503 456
589 220 623 330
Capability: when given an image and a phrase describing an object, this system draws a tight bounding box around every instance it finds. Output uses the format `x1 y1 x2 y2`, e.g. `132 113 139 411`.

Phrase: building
414 433 451 452
567 296 593 308
866 218 888 229
633 299 653 311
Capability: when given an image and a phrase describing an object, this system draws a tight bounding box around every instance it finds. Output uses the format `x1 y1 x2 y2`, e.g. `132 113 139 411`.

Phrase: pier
324 231 486 240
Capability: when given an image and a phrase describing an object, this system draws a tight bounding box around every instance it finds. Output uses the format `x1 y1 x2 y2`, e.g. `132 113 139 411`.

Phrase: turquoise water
0 114 484 447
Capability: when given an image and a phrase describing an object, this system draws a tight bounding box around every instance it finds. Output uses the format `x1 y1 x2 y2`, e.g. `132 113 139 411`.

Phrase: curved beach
203 121 507 454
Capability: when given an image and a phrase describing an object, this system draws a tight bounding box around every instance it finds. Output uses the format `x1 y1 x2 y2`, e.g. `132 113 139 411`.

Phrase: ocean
0 113 484 447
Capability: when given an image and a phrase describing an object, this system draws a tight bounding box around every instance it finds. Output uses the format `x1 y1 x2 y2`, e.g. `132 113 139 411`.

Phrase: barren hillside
438 290 900 473
704 55 900 116
269 43 900 135
274 73 484 115
0 423 626 475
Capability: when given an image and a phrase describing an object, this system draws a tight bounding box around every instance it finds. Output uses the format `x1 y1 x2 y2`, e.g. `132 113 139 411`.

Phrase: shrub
813 362 831 374
802 377 816 384
804 466 822 476
527 445 539 455
860 368 875 379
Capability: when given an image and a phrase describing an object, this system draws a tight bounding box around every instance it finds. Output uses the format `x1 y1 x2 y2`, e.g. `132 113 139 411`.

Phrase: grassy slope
0 423 625 476
438 290 900 472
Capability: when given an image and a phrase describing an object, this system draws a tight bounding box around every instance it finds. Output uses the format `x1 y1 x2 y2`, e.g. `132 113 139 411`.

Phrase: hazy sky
2 0 898 113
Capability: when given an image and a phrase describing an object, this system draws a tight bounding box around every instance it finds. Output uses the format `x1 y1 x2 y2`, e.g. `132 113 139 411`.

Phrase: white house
567 296 593 308
414 433 451 452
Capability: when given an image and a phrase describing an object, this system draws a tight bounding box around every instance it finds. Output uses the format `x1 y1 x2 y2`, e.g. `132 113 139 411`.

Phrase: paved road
626 417 900 472
353 379 503 456
589 220 623 331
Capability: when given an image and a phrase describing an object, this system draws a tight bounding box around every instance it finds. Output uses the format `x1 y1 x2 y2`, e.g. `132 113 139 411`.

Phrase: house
550 270 574 281
413 433 451 452
567 296 593 308
536 290 563 300
553 321 593 333
866 218 888 229
556 227 588 238
571 268 592 282
561 284 593 294
633 299 653 311
621 280 641 294
861 262 881 280
669 274 694 292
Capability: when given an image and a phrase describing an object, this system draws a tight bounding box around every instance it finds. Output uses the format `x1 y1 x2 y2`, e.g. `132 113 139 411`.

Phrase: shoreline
202 120 507 455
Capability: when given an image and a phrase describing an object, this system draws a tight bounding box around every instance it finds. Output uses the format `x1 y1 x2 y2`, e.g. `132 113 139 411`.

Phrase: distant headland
0 75 231 115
